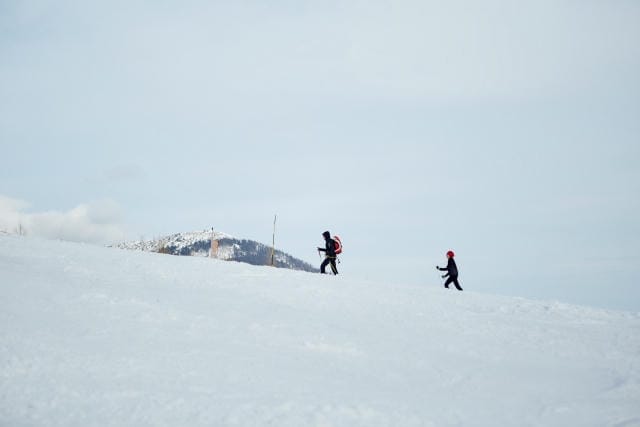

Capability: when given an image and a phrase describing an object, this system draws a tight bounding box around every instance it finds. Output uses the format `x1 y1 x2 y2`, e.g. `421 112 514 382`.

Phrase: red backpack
333 235 342 255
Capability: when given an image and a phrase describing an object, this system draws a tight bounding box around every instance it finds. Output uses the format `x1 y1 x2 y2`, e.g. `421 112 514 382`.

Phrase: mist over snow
0 195 126 244
1 235 639 426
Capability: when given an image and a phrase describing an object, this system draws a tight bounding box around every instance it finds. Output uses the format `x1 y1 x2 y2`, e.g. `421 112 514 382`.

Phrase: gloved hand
441 275 447 279
436 266 440 270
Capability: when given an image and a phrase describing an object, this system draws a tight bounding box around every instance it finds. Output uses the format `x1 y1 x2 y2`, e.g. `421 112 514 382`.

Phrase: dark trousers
444 276 463 290
321 257 338 274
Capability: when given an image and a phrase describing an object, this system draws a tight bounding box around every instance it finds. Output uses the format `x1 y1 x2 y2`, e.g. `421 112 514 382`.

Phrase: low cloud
0 195 126 244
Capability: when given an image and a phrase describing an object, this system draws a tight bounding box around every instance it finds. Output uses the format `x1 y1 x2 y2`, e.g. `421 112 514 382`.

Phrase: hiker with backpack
318 231 341 275
437 250 463 290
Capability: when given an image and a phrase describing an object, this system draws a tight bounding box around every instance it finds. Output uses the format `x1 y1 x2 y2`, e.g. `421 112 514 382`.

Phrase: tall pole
270 214 277 267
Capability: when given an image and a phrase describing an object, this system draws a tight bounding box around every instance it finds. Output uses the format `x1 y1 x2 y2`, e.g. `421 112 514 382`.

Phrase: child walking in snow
437 250 463 291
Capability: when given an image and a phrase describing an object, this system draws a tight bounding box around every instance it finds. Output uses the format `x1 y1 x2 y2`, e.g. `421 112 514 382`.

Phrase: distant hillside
113 230 318 273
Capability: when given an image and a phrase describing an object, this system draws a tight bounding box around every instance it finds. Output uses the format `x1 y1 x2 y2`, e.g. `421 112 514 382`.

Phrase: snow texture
1 235 639 426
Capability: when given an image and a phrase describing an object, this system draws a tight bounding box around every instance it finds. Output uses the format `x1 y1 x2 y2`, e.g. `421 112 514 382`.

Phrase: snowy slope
1 235 639 427
113 230 317 273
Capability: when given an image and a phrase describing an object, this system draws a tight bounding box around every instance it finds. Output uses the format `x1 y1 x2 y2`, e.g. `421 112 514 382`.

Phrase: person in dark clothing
318 231 338 275
437 250 462 290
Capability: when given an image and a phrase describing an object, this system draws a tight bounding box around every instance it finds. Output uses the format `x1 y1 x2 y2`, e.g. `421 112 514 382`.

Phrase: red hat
446 250 455 258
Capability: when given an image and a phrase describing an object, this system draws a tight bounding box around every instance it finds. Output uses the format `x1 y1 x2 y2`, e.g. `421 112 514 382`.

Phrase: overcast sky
1 0 639 311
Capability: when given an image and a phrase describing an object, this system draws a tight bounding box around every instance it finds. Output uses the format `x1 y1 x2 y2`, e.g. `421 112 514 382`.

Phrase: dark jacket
439 258 458 277
318 234 337 258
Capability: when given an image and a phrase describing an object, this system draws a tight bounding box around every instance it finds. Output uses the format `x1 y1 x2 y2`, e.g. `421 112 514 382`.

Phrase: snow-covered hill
113 229 317 273
1 235 639 427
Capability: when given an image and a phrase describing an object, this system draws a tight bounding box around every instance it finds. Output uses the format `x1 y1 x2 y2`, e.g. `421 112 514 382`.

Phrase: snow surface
1 235 639 427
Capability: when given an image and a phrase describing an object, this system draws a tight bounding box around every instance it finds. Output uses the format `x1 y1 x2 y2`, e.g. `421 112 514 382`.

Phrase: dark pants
444 276 463 290
321 257 338 274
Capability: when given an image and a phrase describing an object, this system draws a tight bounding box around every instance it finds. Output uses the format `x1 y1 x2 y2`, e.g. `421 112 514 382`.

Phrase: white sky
1 0 639 311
